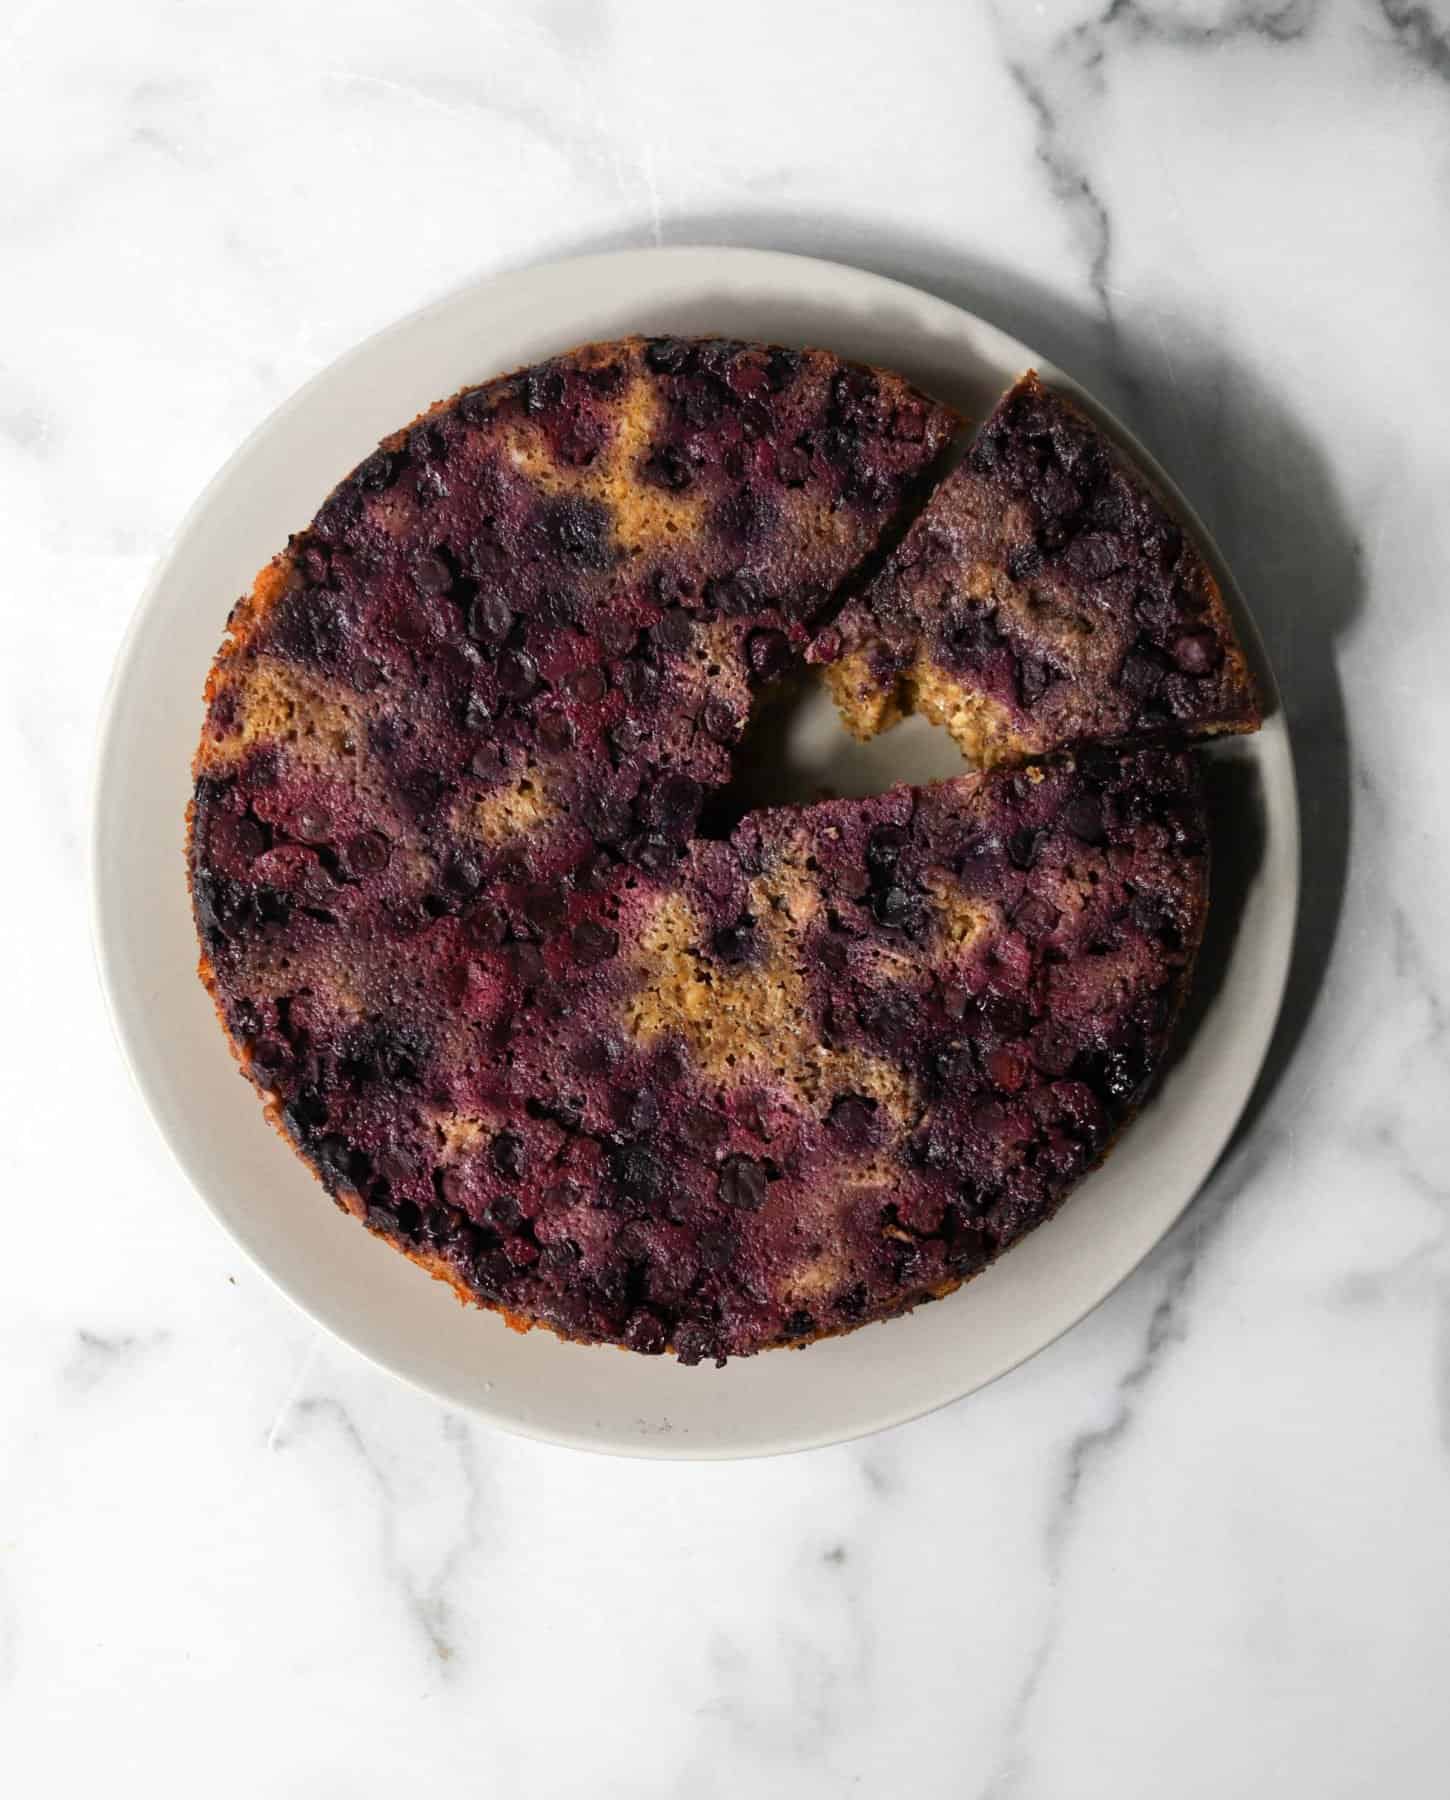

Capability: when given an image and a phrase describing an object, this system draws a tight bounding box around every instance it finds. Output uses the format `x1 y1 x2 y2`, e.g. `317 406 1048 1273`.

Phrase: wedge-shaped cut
815 371 1260 767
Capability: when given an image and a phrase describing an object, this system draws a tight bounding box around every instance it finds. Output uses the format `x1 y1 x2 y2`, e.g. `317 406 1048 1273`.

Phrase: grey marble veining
3 0 1450 1793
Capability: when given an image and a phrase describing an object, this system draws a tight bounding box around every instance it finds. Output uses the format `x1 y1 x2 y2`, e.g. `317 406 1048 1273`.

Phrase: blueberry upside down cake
188 337 1259 1363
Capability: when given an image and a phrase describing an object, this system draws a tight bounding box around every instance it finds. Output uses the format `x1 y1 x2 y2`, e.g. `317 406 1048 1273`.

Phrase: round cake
188 336 1255 1364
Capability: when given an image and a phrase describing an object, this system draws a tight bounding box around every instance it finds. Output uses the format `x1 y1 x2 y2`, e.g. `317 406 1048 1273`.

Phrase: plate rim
90 244 1299 1458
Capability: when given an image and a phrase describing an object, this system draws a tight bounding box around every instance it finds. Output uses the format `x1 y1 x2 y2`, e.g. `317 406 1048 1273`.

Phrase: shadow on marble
1168 752 1266 1080
531 210 1356 1168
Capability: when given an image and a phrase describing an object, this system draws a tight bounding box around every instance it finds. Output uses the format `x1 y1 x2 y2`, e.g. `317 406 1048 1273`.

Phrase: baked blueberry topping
815 370 1258 766
190 341 1225 1364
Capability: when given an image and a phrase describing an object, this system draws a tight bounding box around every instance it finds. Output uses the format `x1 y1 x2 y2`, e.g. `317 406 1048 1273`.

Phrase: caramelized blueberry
684 1107 726 1151
630 836 676 875
357 451 396 492
346 831 390 876
1119 651 1165 700
468 591 513 647
673 1321 717 1367
445 855 483 895
645 337 693 374
249 1036 289 1076
746 629 790 681
618 660 658 706
512 943 544 984
776 446 811 486
765 348 802 392
817 933 848 974
875 885 917 930
537 711 575 753
523 885 566 931
497 648 540 700
986 1045 1029 1093
1062 793 1104 844
489 1196 525 1240
1012 894 1058 938
412 554 453 596
718 1155 767 1211
572 920 619 965
646 446 695 491
615 1144 668 1209
705 572 762 615
1029 1024 1078 1077
492 1132 525 1179
610 718 646 759
625 1088 659 1132
580 790 633 845
375 1148 415 1185
648 774 702 839
698 1226 740 1272
544 497 612 568
457 387 490 426
1007 827 1046 871
623 1309 667 1354
577 1032 624 1075
1171 631 1221 675
576 849 615 893
652 610 694 656
712 917 755 963
702 698 740 742
597 617 638 657
828 1094 875 1144
294 804 333 844
565 665 607 704
1064 531 1125 579
1018 657 1052 707
867 825 908 877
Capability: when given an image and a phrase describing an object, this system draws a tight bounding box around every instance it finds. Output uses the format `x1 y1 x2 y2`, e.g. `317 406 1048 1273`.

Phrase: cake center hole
696 667 967 839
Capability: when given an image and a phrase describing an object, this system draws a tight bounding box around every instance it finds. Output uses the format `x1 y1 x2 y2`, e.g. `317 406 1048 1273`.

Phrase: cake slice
812 371 1261 766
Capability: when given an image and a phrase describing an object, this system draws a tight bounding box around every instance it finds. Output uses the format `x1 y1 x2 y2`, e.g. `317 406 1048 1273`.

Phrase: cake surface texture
188 337 1248 1363
814 371 1260 766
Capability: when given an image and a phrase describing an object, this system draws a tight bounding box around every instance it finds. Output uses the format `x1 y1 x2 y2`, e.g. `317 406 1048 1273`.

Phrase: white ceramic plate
91 248 1297 1458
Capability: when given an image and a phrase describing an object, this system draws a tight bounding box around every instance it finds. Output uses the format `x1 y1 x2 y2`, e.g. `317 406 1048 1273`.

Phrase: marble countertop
6 1 1450 1792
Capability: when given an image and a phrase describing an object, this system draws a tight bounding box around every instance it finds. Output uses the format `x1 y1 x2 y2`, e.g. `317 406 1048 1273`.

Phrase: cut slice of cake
812 371 1261 766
